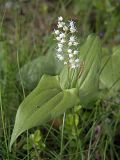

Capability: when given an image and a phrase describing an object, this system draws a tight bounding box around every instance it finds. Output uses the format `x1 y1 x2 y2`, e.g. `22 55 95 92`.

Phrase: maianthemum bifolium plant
9 16 120 151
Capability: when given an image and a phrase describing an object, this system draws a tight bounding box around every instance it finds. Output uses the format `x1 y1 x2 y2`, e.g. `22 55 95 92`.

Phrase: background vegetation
0 0 120 159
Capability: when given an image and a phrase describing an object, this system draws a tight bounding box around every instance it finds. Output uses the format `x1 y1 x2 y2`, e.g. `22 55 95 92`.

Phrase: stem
17 51 30 159
87 106 98 160
0 86 9 160
0 9 9 159
60 113 66 159
33 143 41 160
73 111 79 159
16 51 25 98
103 140 108 160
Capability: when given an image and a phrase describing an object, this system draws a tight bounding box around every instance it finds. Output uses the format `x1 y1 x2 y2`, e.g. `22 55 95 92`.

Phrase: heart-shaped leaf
19 50 63 90
10 75 80 150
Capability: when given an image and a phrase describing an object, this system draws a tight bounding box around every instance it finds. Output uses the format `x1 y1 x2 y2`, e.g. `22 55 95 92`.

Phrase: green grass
0 0 120 159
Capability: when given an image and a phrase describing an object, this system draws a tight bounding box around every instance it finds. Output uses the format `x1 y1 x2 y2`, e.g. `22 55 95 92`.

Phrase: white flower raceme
53 16 80 69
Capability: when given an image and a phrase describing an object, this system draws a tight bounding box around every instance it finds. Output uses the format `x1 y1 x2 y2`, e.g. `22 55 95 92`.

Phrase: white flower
57 54 64 61
58 43 63 48
73 50 78 55
54 30 60 35
68 49 72 53
61 39 66 43
69 36 78 46
69 20 77 33
57 22 65 28
56 54 61 59
71 64 76 69
63 26 68 31
69 59 74 63
58 16 63 21
75 58 79 63
68 42 72 46
56 36 61 41
59 56 64 61
74 42 78 46
57 48 62 52
69 36 76 42
64 61 67 65
69 20 75 27
69 54 73 58
59 33 65 38
57 22 63 28
70 28 76 33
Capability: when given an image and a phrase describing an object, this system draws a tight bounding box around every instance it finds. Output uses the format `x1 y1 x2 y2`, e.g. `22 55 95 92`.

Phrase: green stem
60 112 66 159
87 106 98 160
0 86 9 160
17 51 30 159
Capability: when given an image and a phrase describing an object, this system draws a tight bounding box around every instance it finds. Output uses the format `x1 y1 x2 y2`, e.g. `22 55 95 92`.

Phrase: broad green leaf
10 75 80 150
78 35 102 106
99 45 120 97
19 50 63 90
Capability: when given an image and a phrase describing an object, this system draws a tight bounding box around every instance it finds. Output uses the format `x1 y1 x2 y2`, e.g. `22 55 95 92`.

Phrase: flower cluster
53 16 80 69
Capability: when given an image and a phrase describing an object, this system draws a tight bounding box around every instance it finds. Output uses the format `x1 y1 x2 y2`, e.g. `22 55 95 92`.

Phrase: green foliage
10 75 80 150
19 49 63 90
1 0 120 159
93 0 116 12
0 42 8 78
23 129 45 151
65 112 79 138
10 35 120 151
74 0 92 13
100 45 120 97
78 35 102 106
